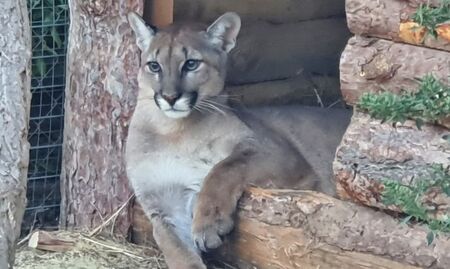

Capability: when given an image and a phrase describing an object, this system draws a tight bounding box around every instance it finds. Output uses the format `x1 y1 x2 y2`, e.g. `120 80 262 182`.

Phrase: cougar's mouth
162 109 192 119
154 92 198 119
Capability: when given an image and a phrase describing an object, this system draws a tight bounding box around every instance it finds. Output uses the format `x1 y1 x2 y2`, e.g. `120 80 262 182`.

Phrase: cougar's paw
192 202 235 252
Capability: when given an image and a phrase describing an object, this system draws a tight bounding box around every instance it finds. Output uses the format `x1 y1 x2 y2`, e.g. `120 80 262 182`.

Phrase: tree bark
227 18 351 85
132 188 450 268
60 0 143 237
346 0 450 51
333 112 450 220
212 188 450 269
174 0 345 24
340 36 450 105
0 0 31 268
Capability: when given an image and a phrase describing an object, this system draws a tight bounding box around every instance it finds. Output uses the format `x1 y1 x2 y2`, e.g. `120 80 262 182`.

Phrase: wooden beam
144 0 173 28
174 0 345 24
333 112 450 220
211 188 450 269
340 36 450 105
132 188 450 268
346 0 450 51
28 231 75 252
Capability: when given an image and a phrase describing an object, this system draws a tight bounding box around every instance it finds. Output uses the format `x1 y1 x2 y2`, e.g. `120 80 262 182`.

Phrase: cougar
126 12 351 269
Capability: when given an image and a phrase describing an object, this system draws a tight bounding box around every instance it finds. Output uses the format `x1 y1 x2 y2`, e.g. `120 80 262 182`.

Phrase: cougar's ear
127 12 156 51
206 12 241 53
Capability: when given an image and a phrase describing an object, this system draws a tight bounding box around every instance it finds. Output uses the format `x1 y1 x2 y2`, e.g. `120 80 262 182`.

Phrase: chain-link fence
22 0 69 234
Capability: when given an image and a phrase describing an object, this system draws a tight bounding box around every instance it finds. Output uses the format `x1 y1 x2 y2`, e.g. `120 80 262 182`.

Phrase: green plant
358 75 450 129
381 164 450 244
411 0 450 38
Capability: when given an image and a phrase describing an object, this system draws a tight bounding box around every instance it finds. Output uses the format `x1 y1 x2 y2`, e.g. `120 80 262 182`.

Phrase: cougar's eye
183 59 201 72
147 61 161 73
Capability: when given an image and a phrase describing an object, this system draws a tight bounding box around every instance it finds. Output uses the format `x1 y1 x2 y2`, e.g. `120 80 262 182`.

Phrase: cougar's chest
127 133 232 195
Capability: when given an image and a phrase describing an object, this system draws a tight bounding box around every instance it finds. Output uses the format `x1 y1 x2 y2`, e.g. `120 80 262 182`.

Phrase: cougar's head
128 12 241 119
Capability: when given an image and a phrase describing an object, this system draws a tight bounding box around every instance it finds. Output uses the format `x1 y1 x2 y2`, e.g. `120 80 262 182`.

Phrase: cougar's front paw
192 200 235 252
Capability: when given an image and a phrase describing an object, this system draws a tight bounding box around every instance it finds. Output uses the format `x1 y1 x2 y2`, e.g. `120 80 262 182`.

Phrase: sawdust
14 231 167 269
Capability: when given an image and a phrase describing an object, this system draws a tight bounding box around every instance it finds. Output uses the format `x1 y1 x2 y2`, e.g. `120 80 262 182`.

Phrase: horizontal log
340 36 450 105
333 112 450 220
28 230 75 252
225 75 343 107
408 0 444 6
227 19 351 85
211 188 450 269
346 0 450 51
174 0 345 24
132 188 450 268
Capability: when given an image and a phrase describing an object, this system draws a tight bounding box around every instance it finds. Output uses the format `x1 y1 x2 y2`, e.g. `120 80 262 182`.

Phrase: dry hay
14 230 233 269
14 231 167 269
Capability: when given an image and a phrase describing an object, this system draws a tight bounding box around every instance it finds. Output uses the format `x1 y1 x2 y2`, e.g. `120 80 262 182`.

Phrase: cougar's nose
161 93 181 106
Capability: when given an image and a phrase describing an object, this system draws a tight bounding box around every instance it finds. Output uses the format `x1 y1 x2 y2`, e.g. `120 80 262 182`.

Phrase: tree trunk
211 188 450 269
346 0 450 51
340 36 450 105
333 112 450 220
227 18 351 85
174 0 345 24
60 0 143 237
0 0 31 268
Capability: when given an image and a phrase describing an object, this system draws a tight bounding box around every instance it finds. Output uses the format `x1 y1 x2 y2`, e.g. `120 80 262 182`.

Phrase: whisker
203 99 235 112
199 101 227 116
192 106 204 114
195 103 215 114
214 94 242 101
201 101 226 112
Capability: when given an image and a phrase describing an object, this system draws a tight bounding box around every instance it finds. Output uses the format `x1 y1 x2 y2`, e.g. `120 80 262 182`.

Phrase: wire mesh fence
22 0 69 234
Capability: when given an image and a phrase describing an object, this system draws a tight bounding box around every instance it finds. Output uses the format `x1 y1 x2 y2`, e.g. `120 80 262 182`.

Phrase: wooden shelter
131 1 450 268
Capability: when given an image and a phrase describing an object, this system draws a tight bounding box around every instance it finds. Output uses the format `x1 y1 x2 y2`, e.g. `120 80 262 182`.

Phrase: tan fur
126 12 351 268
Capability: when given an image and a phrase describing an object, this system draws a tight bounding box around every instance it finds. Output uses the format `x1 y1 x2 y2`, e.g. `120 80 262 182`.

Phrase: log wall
346 0 450 51
174 0 345 24
340 36 450 105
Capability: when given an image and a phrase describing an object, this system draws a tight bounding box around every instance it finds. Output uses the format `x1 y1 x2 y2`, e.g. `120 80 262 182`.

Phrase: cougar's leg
191 149 253 252
152 217 206 269
136 185 205 269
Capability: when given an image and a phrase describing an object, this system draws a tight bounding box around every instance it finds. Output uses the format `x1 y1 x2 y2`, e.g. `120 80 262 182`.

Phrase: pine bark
346 0 450 51
132 188 450 268
340 36 450 105
0 0 31 268
212 188 450 269
60 0 143 237
333 112 450 220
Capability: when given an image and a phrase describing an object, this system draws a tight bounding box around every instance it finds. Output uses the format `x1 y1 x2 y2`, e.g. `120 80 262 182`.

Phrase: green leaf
426 230 435 245
42 42 58 56
415 118 424 130
33 58 47 77
401 215 413 224
357 75 450 128
51 27 62 49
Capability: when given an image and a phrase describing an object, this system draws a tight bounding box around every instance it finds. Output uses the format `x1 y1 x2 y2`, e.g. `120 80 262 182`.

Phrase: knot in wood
288 211 306 228
360 54 400 82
